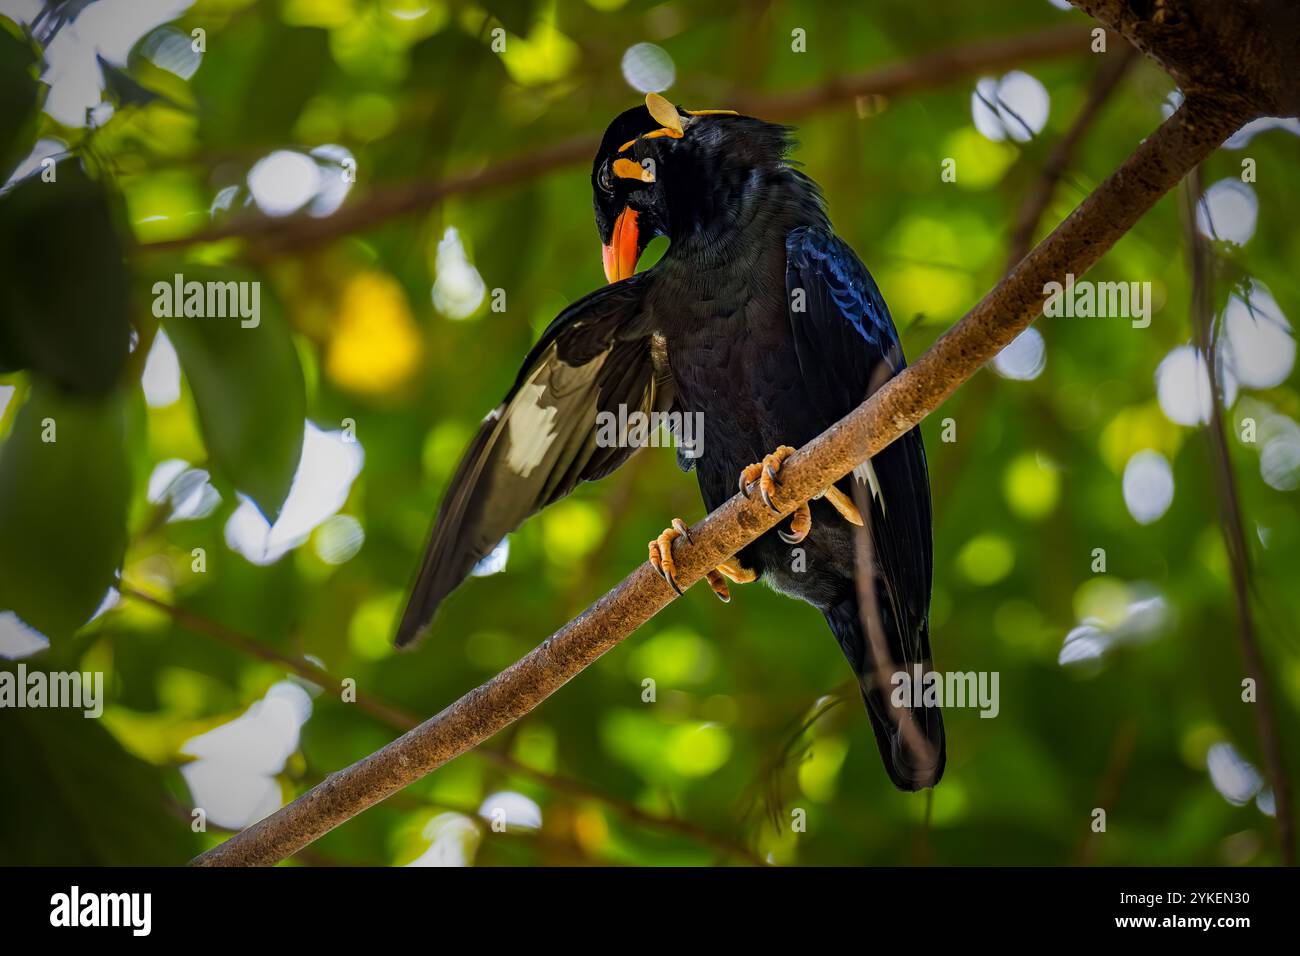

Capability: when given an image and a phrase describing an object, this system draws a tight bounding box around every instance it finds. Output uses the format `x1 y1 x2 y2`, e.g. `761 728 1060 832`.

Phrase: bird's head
594 92 791 283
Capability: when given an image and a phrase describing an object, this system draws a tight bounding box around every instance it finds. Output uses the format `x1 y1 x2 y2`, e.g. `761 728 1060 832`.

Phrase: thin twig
1181 170 1295 865
137 25 1095 256
1074 718 1138 866
850 483 938 777
1005 45 1138 271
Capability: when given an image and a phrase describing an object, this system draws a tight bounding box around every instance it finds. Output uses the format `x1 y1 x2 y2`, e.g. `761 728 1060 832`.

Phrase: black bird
396 94 944 791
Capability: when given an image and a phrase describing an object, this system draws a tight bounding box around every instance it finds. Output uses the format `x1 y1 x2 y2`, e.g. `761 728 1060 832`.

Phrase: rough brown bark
1072 0 1300 117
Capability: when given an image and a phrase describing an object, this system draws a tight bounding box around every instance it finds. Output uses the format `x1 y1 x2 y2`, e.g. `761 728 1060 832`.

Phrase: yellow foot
738 445 796 513
648 520 759 602
738 444 865 540
818 485 864 526
704 558 757 603
647 518 692 595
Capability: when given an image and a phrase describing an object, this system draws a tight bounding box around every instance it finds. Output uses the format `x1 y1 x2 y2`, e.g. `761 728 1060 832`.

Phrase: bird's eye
597 163 614 194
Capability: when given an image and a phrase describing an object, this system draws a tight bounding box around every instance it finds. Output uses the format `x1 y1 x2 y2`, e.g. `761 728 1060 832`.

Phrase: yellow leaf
326 271 423 396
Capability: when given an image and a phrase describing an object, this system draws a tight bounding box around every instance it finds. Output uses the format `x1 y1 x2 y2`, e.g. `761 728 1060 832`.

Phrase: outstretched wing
396 275 669 647
785 225 933 664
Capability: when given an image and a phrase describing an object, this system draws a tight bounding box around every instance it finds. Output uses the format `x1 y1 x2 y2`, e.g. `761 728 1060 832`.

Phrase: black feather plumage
397 100 943 789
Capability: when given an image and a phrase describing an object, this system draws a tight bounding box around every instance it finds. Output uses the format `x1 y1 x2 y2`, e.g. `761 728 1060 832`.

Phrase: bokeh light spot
1003 452 1060 520
956 533 1015 585
1122 450 1173 524
1220 283 1294 389
992 327 1045 381
431 227 486 320
326 270 423 396
224 422 365 565
1196 179 1258 245
972 71 1049 143
621 42 675 93
247 150 320 217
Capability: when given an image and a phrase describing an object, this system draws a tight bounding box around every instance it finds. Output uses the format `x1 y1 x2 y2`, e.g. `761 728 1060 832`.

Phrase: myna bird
396 94 943 791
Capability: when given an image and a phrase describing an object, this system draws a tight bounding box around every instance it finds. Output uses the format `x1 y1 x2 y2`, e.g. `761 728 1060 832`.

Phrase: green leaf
0 383 131 638
0 163 132 395
239 26 330 144
97 54 166 110
160 267 305 523
0 695 200 865
0 18 41 183
482 0 537 36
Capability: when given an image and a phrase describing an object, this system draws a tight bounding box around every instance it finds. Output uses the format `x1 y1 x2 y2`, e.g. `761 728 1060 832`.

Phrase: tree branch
1072 0 1300 116
118 584 767 865
139 25 1095 256
724 24 1096 119
191 87 1251 865
938 40 1135 504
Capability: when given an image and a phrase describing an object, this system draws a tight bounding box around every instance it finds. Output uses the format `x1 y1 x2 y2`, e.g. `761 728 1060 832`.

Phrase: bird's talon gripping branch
648 521 688 595
739 445 795 514
650 519 759 601
737 469 754 498
740 445 864 539
779 501 812 545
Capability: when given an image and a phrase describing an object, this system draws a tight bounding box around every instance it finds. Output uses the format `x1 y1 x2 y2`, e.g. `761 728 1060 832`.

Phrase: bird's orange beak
602 207 640 284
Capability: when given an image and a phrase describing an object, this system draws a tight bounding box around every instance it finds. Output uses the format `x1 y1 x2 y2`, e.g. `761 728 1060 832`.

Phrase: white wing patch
505 379 558 478
853 460 885 513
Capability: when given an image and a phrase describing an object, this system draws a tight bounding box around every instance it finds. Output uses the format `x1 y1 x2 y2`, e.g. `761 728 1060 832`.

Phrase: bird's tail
823 595 945 791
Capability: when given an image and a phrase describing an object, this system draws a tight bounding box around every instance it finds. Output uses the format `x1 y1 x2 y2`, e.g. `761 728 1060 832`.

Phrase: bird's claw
738 465 756 499
648 519 691 595
737 447 858 544
821 485 864 526
739 445 795 514
671 517 693 545
648 523 757 603
706 558 758 603
778 501 812 545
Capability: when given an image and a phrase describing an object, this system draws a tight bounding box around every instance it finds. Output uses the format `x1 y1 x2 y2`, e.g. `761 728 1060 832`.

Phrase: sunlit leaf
161 267 305 523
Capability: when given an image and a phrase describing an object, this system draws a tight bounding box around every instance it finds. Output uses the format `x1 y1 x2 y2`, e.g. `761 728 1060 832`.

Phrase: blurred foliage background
0 0 1297 867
